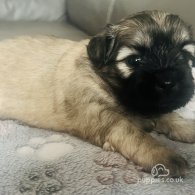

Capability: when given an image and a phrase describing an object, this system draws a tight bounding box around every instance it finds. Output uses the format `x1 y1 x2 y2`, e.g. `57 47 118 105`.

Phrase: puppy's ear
183 42 195 67
87 24 117 68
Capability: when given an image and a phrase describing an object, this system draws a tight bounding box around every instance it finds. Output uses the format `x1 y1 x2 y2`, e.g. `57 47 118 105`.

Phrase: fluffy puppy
0 10 195 177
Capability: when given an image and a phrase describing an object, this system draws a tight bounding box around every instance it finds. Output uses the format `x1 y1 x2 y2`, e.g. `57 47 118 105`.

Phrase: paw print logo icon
151 164 169 177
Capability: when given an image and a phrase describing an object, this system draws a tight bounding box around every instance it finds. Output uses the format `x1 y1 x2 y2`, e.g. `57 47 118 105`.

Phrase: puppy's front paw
156 113 195 143
166 154 189 178
149 147 188 178
168 119 195 143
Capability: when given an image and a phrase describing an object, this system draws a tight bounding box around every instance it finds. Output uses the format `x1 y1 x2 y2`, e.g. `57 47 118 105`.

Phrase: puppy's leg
76 106 188 177
154 112 195 143
104 119 188 177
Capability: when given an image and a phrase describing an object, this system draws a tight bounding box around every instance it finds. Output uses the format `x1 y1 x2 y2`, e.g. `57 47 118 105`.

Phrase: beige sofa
67 0 195 36
1 0 195 41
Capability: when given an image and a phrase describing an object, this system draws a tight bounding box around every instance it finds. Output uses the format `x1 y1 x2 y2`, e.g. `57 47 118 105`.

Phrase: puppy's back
0 36 88 129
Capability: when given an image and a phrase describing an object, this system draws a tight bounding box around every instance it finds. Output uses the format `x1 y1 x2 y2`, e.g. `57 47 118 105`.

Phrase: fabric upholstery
66 0 195 36
0 0 66 21
0 21 88 41
110 0 195 28
67 0 113 35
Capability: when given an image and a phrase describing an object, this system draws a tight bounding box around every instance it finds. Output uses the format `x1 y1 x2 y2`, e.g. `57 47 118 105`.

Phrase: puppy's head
87 10 195 116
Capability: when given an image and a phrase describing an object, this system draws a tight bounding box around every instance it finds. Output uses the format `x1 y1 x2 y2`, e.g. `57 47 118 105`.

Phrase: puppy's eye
126 55 143 66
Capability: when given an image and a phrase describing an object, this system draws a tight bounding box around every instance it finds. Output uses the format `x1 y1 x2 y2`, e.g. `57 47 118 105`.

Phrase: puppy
0 10 195 177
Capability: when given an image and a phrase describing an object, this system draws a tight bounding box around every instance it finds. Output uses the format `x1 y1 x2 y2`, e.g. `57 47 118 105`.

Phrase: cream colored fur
0 37 108 131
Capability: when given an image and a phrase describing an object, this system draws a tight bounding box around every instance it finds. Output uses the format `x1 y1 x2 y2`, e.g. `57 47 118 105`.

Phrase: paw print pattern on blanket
19 166 63 195
94 151 147 185
16 134 74 161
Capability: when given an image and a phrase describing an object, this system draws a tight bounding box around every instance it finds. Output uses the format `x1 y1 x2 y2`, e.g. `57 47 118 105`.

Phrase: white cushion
0 0 66 21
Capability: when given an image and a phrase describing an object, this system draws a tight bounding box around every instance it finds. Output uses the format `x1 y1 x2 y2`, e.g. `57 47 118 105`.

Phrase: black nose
156 80 176 91
154 69 178 91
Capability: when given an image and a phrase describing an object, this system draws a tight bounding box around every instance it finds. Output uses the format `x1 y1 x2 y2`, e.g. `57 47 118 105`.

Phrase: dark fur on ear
87 24 117 68
182 41 195 67
191 55 195 67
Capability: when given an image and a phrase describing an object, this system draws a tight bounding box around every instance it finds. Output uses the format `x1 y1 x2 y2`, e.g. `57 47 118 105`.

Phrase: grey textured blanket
0 75 195 195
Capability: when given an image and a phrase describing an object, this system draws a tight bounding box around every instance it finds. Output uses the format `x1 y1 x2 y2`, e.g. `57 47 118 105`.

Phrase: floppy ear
183 42 195 67
87 25 117 68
